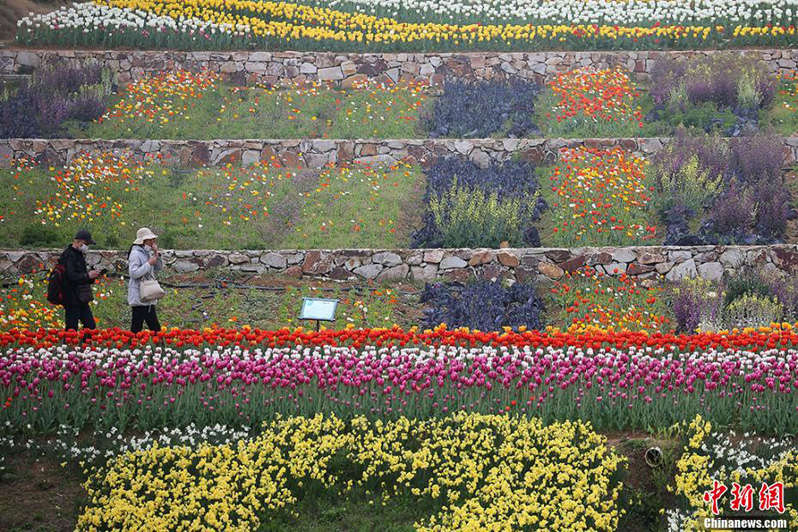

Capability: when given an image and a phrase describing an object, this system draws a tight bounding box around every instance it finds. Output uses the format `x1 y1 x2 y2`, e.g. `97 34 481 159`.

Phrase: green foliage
0 165 421 250
104 234 119 249
737 71 763 111
70 83 427 140
662 101 737 132
19 225 59 247
723 271 773 307
429 178 532 248
725 294 782 329
658 155 722 217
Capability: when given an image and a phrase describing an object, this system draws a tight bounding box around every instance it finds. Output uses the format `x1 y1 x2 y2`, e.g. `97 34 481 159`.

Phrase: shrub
673 273 789 332
0 61 112 138
657 154 722 217
725 294 782 329
649 55 776 135
0 92 40 137
653 129 788 244
658 101 737 134
672 278 723 333
651 55 776 112
654 129 731 183
730 132 783 184
723 270 774 308
429 178 532 248
425 78 541 138
751 179 789 239
421 280 545 332
19 225 59 247
423 158 540 199
412 158 542 248
706 181 756 240
765 274 798 322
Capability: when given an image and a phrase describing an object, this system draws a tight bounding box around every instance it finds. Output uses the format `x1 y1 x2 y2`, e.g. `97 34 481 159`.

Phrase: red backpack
47 263 66 306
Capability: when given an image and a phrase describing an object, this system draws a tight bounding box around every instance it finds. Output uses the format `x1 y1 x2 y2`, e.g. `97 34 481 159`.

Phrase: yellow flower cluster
78 413 625 531
672 415 798 531
98 0 793 46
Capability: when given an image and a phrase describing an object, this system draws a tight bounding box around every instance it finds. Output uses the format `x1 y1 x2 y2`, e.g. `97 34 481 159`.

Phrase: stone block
372 251 402 267
638 252 665 265
497 252 519 267
411 265 438 282
602 262 627 275
173 260 200 273
424 250 445 264
353 264 383 280
439 256 468 270
260 253 287 269
669 250 693 262
468 251 494 266
611 248 637 263
302 250 332 274
318 66 344 81
698 261 723 281
666 259 697 281
538 261 563 280
377 264 409 281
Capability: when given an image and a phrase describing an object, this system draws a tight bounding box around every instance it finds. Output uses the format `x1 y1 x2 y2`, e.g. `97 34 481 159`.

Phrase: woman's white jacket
128 245 164 306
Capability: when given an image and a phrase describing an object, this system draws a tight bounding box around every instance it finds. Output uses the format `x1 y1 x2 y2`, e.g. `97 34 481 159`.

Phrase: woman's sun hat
133 227 159 245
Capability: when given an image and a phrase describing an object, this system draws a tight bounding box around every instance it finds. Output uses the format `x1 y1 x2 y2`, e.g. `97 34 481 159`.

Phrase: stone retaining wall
2 49 797 86
3 137 798 168
3 246 797 284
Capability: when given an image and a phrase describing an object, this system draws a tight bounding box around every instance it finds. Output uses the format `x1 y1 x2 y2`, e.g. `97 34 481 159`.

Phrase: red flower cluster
2 325 798 353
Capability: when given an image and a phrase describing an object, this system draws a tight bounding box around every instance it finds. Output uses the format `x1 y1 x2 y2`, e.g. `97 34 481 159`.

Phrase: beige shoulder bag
140 273 166 302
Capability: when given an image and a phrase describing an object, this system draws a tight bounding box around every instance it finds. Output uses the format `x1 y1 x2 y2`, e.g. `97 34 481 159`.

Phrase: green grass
279 164 425 249
92 274 420 330
59 76 798 141
0 162 425 250
67 83 430 140
258 490 429 532
0 268 425 331
760 78 798 137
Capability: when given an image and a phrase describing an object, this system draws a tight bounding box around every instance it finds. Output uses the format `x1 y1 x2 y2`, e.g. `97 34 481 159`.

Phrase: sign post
299 297 339 331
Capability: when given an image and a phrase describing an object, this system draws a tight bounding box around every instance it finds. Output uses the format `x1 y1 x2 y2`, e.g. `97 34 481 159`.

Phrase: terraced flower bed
1 142 794 250
3 58 798 139
4 0 798 529
0 154 424 250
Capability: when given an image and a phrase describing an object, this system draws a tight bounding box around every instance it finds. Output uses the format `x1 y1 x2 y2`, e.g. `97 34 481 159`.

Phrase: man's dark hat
74 229 96 245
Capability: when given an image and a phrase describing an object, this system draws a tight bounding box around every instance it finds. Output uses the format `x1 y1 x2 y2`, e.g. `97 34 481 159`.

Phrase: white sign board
299 297 339 322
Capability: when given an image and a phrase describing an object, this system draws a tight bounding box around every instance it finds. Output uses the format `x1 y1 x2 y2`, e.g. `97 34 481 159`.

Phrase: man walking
60 229 102 331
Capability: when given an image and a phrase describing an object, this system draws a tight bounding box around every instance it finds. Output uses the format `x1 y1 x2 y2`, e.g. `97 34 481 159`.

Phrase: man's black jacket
59 246 94 306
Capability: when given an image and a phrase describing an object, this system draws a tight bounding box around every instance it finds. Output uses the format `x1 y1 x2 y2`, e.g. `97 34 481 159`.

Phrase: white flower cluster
700 431 796 477
3 341 797 369
18 3 243 35
16 0 798 34
1 422 252 466
316 0 798 25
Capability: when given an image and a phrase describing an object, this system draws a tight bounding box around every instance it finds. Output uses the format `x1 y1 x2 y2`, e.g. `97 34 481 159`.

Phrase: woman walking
128 227 164 333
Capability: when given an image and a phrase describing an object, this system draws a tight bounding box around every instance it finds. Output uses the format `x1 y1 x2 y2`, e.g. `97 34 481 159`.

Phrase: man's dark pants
64 304 96 331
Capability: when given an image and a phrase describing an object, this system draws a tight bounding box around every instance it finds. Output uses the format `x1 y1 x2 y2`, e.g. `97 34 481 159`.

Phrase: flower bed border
2 48 798 86
1 245 797 283
2 137 797 168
